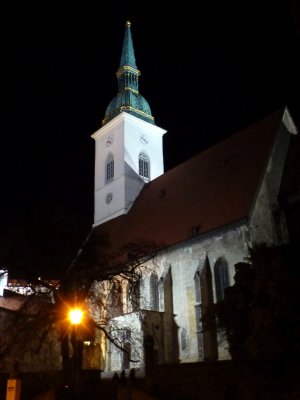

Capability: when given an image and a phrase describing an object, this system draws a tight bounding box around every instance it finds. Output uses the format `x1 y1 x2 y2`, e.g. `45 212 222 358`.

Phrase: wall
250 122 291 245
137 224 249 364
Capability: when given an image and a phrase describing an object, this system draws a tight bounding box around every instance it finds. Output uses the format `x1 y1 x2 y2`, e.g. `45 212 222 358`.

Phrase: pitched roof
94 110 283 256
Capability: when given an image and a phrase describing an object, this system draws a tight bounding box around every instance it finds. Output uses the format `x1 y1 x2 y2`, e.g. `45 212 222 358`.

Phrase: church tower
92 21 166 227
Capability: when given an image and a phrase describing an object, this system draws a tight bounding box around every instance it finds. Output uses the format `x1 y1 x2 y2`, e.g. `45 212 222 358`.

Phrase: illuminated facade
89 22 298 375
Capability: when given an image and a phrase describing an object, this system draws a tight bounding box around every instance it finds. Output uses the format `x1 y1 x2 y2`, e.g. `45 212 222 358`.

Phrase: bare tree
0 225 163 385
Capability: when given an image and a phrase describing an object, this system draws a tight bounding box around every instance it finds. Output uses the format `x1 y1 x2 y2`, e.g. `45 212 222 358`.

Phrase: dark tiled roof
94 110 283 256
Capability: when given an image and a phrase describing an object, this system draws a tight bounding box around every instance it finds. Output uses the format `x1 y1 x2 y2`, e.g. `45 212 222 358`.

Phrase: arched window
150 272 159 311
122 329 131 370
139 152 150 182
158 277 164 311
108 285 122 318
105 153 114 183
201 257 218 361
194 270 203 359
126 281 140 313
181 328 188 351
214 258 229 302
194 271 201 304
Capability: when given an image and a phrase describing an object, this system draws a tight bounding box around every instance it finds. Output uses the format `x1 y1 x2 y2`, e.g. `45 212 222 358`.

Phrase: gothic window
122 342 131 370
194 270 203 359
139 152 150 182
158 277 164 311
139 278 146 309
126 281 140 313
181 328 188 351
200 259 215 318
124 328 131 341
122 329 131 370
201 258 218 361
214 258 229 302
108 284 122 318
125 283 131 313
150 272 159 311
194 271 201 304
105 153 114 183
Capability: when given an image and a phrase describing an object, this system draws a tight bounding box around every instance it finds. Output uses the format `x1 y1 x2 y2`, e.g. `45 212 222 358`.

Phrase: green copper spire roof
120 20 137 69
102 21 155 126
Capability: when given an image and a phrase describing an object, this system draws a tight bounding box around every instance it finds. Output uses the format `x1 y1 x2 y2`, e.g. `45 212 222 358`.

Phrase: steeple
92 21 166 228
119 21 137 70
102 21 154 126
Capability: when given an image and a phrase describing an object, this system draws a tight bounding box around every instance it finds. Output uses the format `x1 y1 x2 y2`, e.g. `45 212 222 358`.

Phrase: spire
119 21 137 70
102 21 154 126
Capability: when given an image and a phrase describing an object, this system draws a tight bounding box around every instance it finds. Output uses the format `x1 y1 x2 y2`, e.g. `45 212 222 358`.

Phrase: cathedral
0 21 299 380
85 21 298 375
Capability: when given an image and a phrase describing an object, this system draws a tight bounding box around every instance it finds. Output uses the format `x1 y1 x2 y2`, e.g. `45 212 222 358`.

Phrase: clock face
106 136 113 147
105 192 113 204
139 134 149 145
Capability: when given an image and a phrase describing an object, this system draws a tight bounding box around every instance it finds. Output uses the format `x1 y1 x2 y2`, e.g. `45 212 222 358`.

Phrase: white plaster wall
92 113 166 227
123 114 166 180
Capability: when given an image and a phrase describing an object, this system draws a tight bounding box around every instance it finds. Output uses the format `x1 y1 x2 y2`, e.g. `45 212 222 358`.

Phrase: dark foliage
214 244 300 363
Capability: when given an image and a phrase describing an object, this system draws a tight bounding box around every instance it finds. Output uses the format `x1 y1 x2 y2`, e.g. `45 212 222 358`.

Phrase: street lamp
69 306 84 399
69 308 83 325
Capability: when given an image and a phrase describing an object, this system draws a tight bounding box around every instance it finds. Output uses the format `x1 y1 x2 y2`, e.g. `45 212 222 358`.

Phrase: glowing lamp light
69 308 83 325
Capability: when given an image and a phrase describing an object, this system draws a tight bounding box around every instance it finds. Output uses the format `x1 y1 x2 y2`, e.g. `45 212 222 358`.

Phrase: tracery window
214 258 229 302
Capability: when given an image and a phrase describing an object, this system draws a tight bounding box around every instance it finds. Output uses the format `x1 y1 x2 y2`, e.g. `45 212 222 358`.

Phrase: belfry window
214 258 229 302
139 152 150 182
105 153 114 183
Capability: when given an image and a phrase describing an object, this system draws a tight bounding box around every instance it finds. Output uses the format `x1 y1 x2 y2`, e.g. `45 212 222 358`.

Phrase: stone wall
250 122 291 245
150 224 249 363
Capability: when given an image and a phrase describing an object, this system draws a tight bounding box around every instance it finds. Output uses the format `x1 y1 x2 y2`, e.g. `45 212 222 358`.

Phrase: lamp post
68 307 83 400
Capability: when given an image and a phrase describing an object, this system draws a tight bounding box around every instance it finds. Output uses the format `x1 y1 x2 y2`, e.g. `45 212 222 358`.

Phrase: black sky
2 5 300 235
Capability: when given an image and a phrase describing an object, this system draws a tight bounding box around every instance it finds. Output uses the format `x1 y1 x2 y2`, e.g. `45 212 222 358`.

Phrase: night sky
2 5 300 239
